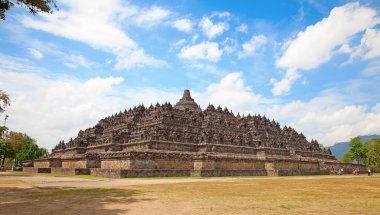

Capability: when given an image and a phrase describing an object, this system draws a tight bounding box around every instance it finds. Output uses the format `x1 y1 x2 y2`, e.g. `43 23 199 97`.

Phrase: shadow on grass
0 186 153 215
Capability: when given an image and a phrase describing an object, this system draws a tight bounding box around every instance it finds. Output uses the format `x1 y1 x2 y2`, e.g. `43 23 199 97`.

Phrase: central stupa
23 89 363 178
174 89 201 111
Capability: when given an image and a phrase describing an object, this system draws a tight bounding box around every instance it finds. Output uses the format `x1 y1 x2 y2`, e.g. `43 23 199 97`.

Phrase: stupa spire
174 89 201 111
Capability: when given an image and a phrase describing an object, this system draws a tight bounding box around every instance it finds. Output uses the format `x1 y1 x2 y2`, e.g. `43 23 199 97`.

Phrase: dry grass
139 176 380 215
0 175 379 215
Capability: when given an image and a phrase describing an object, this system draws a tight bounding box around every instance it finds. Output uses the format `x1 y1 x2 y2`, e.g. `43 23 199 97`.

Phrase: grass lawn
0 175 379 215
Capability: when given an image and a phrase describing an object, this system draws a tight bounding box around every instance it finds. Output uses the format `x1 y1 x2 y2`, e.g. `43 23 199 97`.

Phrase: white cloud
199 72 270 113
206 72 261 112
361 28 380 59
236 24 248 33
267 98 380 146
0 71 125 150
178 41 223 62
270 69 301 96
273 2 380 96
135 6 171 28
172 18 193 33
267 76 380 146
21 0 167 70
238 35 267 59
277 2 379 70
27 48 44 59
348 28 380 62
199 17 229 39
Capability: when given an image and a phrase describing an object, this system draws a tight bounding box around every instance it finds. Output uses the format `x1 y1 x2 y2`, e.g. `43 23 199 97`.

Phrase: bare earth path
0 171 365 188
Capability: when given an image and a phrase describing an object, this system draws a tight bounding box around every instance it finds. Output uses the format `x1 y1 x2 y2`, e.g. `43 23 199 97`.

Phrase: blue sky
0 0 379 149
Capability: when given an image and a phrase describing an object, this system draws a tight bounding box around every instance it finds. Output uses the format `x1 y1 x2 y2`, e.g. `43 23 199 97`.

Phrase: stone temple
23 89 363 178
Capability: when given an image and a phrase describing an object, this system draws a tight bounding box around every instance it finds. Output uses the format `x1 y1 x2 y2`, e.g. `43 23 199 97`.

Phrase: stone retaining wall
23 167 51 173
91 168 191 178
50 167 90 175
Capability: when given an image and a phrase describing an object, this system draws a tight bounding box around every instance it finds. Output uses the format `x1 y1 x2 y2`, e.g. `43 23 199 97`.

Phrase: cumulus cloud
199 16 229 39
21 0 167 70
171 18 193 33
135 6 171 28
267 98 380 146
238 35 267 59
196 72 272 114
348 28 380 63
273 2 380 96
360 28 380 59
27 48 44 59
178 41 223 62
0 71 125 150
270 69 301 96
267 75 380 146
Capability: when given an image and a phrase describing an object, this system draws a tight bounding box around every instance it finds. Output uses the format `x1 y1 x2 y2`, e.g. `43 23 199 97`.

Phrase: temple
23 89 363 178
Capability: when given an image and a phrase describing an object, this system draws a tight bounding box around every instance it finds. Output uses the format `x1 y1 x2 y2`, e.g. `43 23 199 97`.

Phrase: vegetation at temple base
0 131 47 168
0 0 58 20
367 138 380 172
342 136 380 172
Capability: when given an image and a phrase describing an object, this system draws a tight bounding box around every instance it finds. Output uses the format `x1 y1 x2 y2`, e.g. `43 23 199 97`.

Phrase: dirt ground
1 172 379 215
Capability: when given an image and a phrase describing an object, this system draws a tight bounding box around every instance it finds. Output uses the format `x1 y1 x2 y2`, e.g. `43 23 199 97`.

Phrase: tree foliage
0 138 15 167
367 138 380 172
342 136 380 172
0 90 10 112
342 137 368 165
0 131 47 167
0 0 58 20
342 151 354 163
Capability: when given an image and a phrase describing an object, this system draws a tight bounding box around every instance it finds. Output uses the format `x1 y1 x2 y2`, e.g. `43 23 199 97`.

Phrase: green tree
0 139 14 167
0 131 23 167
342 151 354 163
5 131 26 151
342 137 368 164
0 131 46 167
0 90 10 112
367 138 380 172
15 135 47 166
0 0 58 20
